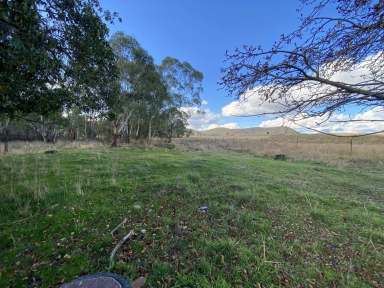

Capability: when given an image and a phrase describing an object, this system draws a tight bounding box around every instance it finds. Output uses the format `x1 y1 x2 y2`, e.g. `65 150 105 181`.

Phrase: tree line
1 0 202 153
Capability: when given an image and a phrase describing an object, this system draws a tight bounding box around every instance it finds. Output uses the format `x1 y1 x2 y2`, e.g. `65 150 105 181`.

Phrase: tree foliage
1 3 203 150
0 0 118 117
159 57 203 107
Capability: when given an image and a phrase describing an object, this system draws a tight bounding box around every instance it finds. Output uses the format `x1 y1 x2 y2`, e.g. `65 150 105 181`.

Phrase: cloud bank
259 107 384 134
180 106 238 130
217 53 384 134
221 53 383 118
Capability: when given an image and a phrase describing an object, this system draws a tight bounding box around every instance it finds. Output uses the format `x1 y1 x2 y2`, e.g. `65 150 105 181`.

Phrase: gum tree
159 57 203 142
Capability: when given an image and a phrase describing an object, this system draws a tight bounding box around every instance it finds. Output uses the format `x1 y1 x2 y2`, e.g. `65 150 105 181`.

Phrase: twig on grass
109 230 135 270
110 217 127 236
0 214 39 226
263 240 266 261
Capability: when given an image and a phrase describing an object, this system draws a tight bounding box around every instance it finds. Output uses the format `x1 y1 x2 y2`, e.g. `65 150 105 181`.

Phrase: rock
274 154 286 161
198 206 208 213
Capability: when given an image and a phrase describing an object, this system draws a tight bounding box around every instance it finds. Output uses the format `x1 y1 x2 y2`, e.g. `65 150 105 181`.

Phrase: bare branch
221 0 384 121
110 218 127 236
109 230 135 270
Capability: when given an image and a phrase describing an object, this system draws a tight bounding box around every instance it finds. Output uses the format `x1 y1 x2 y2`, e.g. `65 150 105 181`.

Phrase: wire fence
175 134 384 163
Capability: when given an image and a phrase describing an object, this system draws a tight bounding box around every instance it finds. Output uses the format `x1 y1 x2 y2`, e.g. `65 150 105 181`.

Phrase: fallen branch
109 230 135 270
110 218 127 236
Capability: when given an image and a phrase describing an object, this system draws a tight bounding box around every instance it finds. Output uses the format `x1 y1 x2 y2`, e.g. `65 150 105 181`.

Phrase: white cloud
206 122 240 130
201 100 208 105
181 107 220 129
181 106 239 130
259 107 384 134
322 52 383 85
222 52 383 117
222 89 284 116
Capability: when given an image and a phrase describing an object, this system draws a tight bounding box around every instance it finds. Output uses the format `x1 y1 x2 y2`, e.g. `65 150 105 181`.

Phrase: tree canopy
1 0 119 118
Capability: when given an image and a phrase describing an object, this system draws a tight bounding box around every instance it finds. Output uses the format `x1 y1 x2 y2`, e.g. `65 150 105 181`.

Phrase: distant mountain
192 127 298 137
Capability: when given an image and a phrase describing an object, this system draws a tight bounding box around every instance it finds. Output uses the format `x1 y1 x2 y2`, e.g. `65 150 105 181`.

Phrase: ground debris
198 206 208 213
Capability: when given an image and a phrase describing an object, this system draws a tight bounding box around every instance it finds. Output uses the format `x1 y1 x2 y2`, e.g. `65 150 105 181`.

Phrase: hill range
192 127 298 137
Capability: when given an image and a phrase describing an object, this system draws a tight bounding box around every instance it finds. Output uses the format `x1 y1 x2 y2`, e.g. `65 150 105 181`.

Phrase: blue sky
100 1 383 133
100 0 303 129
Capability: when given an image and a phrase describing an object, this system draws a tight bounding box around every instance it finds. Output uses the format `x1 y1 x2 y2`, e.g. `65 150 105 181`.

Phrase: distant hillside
192 127 298 137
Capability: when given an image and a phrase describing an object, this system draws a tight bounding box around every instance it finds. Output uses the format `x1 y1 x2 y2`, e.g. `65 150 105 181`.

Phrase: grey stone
274 154 286 161
198 206 208 213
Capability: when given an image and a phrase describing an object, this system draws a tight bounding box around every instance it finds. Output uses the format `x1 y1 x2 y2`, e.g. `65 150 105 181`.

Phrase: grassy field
176 135 384 165
0 147 383 287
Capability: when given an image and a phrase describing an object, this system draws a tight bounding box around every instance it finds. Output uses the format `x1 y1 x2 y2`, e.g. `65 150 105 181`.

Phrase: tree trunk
111 121 119 147
52 128 57 144
135 120 140 139
42 134 47 143
3 120 9 154
147 117 153 144
84 117 87 140
126 122 130 143
69 128 76 141
167 123 173 143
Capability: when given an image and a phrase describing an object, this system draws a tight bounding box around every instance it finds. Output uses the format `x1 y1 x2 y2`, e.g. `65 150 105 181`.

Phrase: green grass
0 147 383 287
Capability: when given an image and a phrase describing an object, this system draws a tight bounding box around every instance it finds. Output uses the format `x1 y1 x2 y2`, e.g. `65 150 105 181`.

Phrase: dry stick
0 216 32 226
109 230 135 270
110 217 127 236
263 240 266 261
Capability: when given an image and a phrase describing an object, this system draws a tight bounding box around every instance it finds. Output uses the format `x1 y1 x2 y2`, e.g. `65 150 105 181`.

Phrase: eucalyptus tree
159 107 189 142
109 32 168 145
159 57 204 141
159 57 203 107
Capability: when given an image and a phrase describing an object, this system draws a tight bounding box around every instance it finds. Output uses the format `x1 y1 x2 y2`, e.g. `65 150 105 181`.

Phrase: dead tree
221 0 384 120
